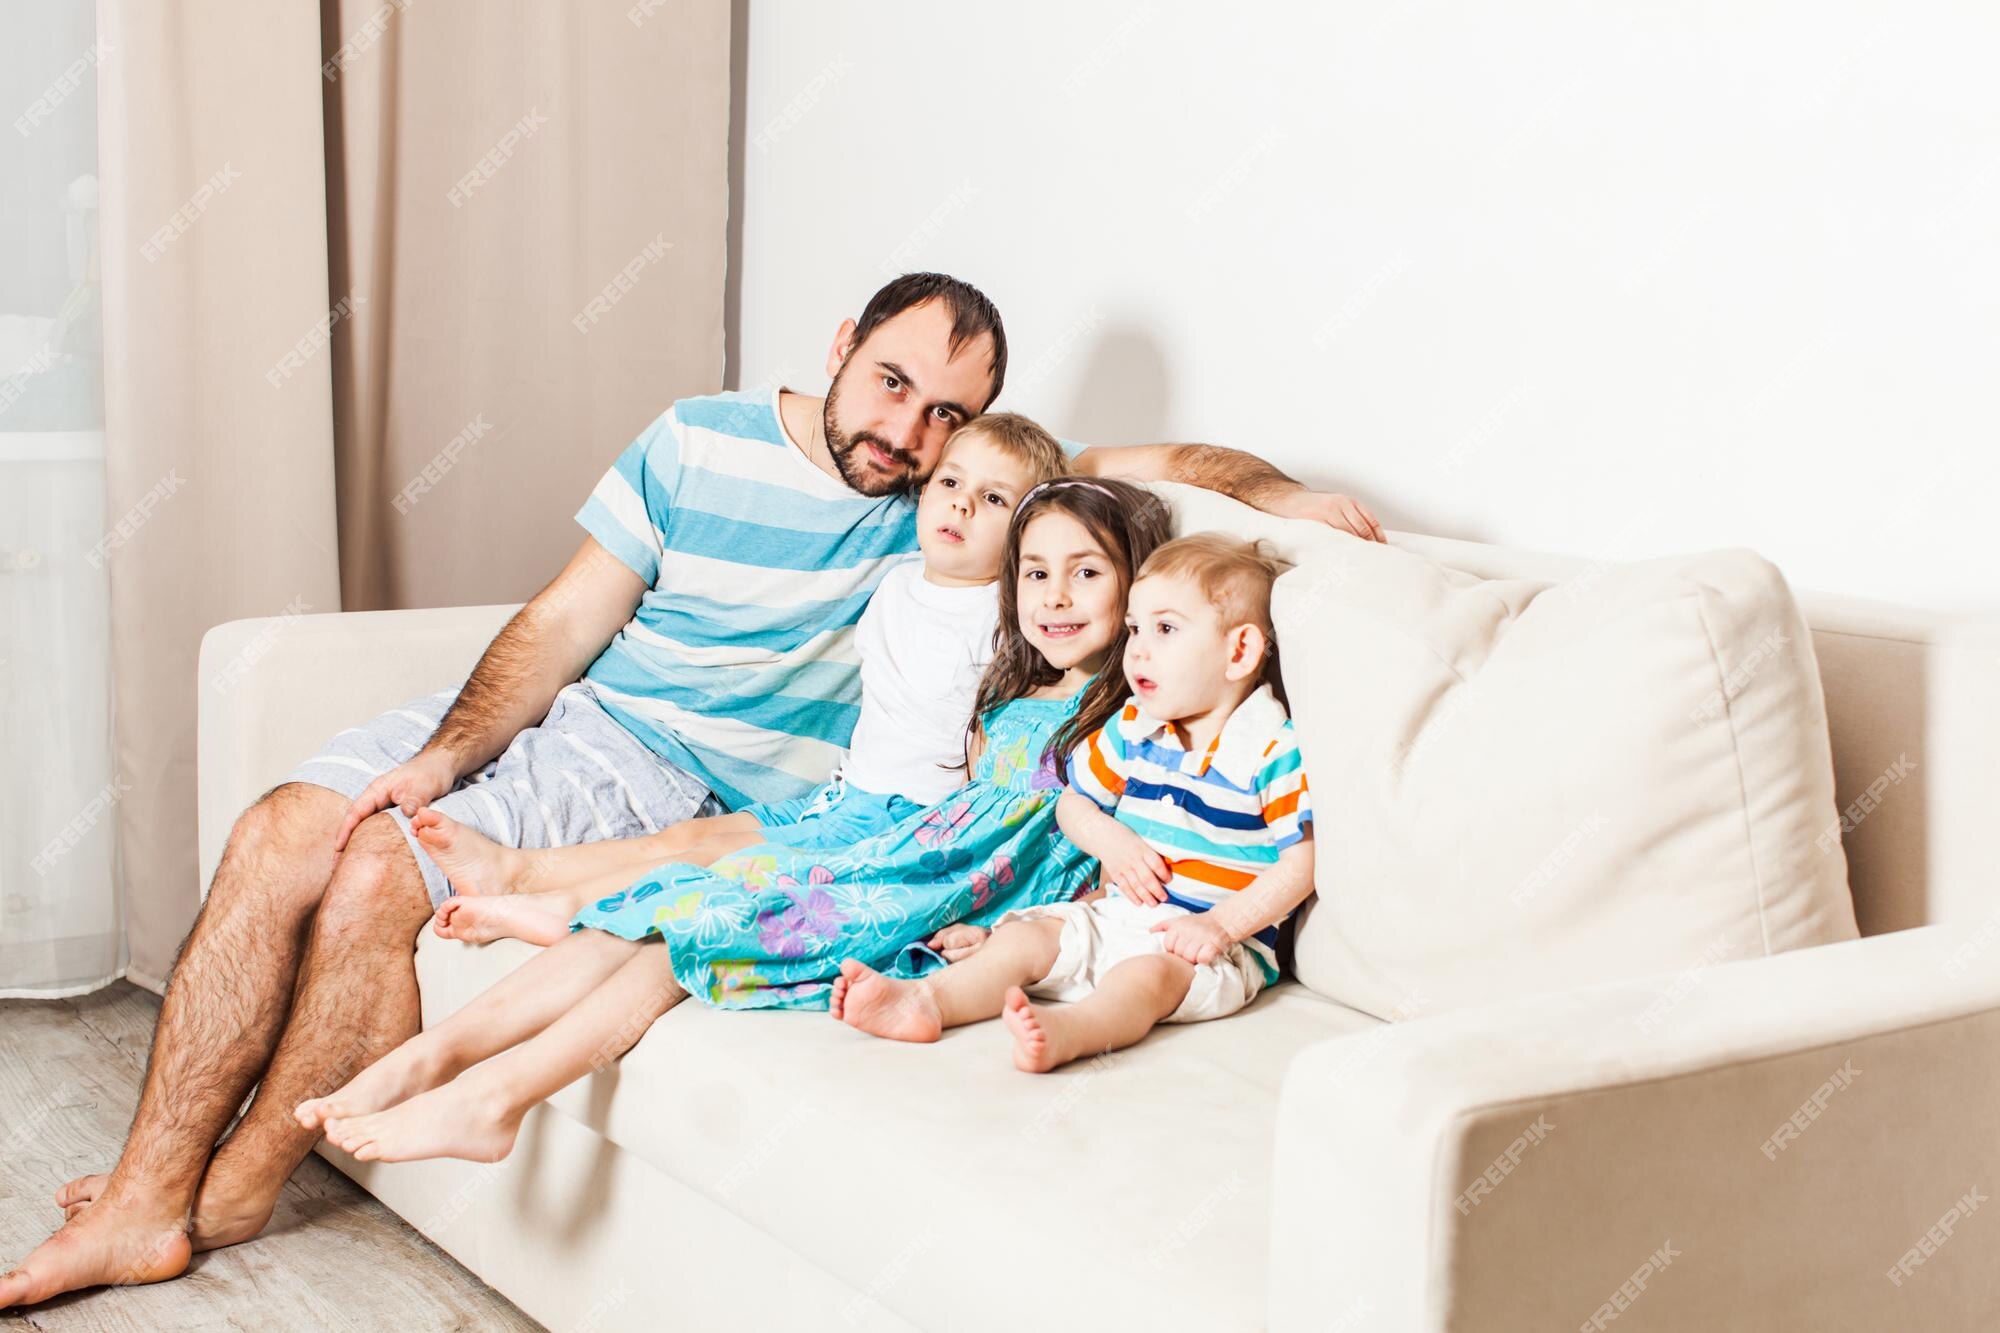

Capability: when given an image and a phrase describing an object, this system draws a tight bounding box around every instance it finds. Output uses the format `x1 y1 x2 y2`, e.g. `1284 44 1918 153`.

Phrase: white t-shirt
837 559 999 805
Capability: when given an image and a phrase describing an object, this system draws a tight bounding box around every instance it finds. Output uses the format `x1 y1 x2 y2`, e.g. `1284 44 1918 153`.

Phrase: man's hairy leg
3 783 344 1308
193 811 434 1238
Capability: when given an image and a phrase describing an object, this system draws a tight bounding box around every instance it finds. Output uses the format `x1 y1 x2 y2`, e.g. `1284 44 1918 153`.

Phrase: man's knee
318 812 431 938
208 782 345 915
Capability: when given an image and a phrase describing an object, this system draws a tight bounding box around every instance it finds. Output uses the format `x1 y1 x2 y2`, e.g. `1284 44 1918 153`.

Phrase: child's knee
651 822 702 855
994 917 1064 968
1132 953 1196 1004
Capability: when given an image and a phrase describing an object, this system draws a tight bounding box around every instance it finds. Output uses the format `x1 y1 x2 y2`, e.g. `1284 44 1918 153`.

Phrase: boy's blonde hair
944 411 1070 487
1135 533 1285 635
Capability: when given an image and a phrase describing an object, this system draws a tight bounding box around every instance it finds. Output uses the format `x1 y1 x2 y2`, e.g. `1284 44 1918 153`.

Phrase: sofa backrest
1393 531 2000 939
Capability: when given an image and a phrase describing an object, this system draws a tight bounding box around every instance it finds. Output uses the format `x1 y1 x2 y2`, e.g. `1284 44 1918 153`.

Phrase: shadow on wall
1053 323 1171 450
1050 320 1479 542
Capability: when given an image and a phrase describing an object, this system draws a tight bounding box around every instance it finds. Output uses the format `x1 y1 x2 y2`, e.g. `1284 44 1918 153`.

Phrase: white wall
735 2 1998 613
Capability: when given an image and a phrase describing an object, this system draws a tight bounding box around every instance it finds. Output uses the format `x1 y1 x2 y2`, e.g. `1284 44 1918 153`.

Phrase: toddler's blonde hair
942 411 1070 488
1135 533 1285 635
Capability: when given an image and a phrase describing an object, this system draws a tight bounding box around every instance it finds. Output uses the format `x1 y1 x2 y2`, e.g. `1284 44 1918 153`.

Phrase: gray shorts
286 681 722 907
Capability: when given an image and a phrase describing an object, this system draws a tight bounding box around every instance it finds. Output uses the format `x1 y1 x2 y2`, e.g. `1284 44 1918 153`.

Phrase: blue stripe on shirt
586 654 861 740
661 505 919 570
629 586 879 653
676 394 788 445
1117 777 1270 832
1116 810 1282 864
668 465 918 534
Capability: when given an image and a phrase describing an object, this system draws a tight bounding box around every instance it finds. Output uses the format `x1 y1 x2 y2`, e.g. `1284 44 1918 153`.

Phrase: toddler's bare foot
294 1033 453 1131
831 959 943 1042
432 891 572 946
411 808 525 896
1001 986 1071 1073
323 1074 525 1164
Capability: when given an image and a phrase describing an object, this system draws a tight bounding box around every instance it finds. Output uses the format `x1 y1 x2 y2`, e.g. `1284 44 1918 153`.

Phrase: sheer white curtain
0 0 123 996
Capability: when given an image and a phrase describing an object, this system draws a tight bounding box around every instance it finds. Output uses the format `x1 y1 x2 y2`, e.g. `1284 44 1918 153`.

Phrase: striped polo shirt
575 388 919 810
1066 684 1312 977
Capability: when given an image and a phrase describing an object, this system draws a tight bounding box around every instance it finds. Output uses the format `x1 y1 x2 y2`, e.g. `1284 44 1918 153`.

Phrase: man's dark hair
851 272 1008 409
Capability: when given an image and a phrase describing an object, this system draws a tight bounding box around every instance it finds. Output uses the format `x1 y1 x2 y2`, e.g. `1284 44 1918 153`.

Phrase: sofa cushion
414 931 1377 1330
1149 483 1859 1021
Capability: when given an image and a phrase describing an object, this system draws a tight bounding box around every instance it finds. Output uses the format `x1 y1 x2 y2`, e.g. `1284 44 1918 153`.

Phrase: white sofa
197 527 2000 1332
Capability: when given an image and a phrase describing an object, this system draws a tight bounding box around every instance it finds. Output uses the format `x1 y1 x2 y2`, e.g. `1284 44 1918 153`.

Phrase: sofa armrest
196 604 519 892
1270 925 2000 1332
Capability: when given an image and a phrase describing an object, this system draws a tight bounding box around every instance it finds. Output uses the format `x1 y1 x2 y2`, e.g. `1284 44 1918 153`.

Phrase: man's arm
427 537 646 767
1072 443 1385 543
333 536 647 847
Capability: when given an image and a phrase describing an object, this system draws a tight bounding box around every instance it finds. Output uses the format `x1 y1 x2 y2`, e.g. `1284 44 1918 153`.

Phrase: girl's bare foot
432 891 574 947
294 1033 454 1131
830 959 943 1042
411 808 526 896
323 1073 525 1164
1001 986 1070 1073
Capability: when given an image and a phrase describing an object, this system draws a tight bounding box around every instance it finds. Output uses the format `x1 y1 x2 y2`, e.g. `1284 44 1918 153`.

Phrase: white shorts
997 895 1270 1023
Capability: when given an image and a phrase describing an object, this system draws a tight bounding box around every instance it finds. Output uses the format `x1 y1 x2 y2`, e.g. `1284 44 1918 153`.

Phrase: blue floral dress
570 689 1097 1010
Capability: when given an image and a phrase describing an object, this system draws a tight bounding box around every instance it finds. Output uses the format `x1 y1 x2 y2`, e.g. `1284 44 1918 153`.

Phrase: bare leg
1002 955 1194 1073
179 811 435 1249
413 806 758 896
832 918 1065 1043
296 928 640 1129
431 888 591 948
2 784 346 1308
430 829 760 947
325 941 685 1164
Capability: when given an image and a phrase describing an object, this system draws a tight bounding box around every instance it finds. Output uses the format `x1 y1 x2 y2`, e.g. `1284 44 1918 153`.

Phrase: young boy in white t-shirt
410 414 1070 945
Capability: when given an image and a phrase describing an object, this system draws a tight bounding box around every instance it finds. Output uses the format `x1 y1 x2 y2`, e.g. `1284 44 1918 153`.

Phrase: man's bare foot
295 1032 454 1131
323 1075 524 1164
1001 986 1073 1073
0 1194 191 1309
432 891 572 947
51 1172 269 1252
411 808 526 896
830 959 943 1042
55 1171 106 1220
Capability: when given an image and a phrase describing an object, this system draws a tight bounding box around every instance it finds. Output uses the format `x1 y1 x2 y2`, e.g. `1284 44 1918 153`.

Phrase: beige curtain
98 0 729 985
99 1 344 989
324 0 728 609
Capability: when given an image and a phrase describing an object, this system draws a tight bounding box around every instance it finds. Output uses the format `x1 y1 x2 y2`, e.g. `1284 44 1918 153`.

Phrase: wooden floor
0 982 540 1332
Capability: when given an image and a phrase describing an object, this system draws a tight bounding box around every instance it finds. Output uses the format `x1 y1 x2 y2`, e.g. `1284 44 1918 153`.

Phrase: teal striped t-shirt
576 388 920 810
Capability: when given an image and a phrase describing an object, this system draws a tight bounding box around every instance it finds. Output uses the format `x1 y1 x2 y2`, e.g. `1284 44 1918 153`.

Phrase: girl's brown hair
966 477 1175 767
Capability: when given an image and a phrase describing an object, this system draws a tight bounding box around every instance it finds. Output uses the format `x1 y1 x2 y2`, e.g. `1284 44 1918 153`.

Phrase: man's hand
1269 489 1385 543
1097 827 1170 906
929 923 988 962
1150 911 1235 966
334 747 462 849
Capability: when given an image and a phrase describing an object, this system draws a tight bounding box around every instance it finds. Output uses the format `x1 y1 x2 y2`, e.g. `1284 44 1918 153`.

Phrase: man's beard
822 370 923 498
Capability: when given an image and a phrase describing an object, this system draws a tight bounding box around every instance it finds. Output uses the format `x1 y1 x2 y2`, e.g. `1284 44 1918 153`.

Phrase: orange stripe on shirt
1170 858 1258 892
1086 730 1125 797
1262 788 1304 823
